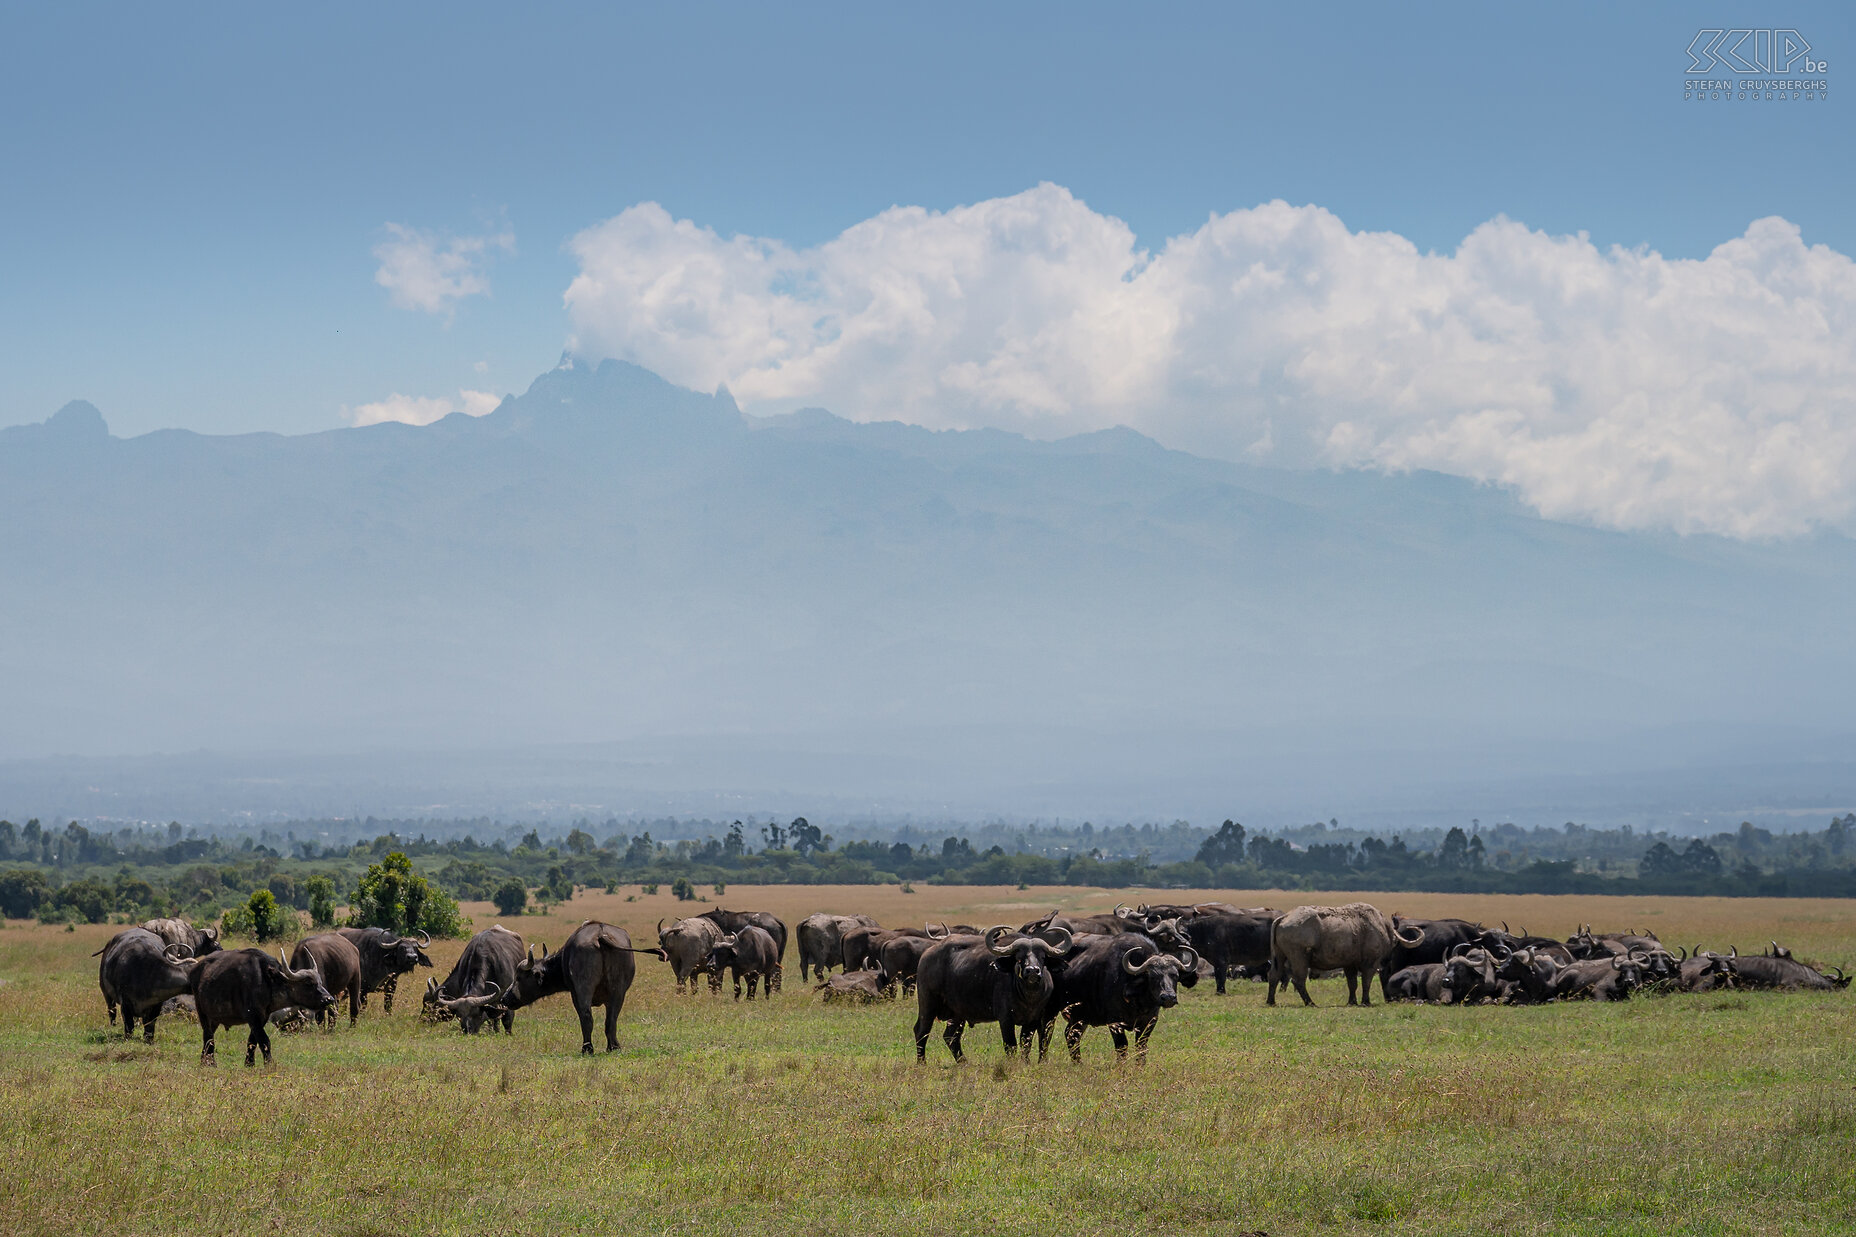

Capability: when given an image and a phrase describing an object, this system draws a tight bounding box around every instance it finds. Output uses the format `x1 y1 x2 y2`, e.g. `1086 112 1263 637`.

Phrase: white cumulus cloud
374 223 514 316
344 389 502 428
563 184 1856 538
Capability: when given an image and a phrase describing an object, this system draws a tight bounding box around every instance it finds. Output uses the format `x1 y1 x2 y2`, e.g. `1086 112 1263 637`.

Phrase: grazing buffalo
1379 917 1484 1000
1724 947 1849 992
498 921 656 1054
657 917 724 994
817 969 890 1003
706 924 780 1000
874 933 948 995
797 913 880 980
97 928 199 1041
1042 935 1197 1062
913 926 1073 1062
425 924 525 1033
289 933 365 1027
191 948 335 1065
1268 904 1424 1007
1550 954 1645 1001
140 918 223 959
337 927 433 1013
700 908 788 976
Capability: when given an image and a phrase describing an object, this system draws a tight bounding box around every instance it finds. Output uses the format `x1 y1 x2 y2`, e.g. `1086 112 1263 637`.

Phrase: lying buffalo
707 924 780 1000
289 933 364 1027
913 926 1072 1062
1269 904 1424 1007
817 969 892 1003
1550 954 1644 1001
425 924 525 1033
1495 947 1563 1004
1041 934 1197 1062
1724 947 1849 992
336 927 432 1013
1384 963 1448 1003
97 928 200 1041
192 948 334 1065
1379 917 1484 1000
497 921 661 1054
1676 946 1736 992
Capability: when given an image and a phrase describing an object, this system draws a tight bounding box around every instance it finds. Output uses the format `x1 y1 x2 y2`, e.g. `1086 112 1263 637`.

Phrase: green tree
1194 820 1248 868
50 877 115 923
349 851 466 937
671 876 694 901
305 875 337 928
565 828 595 856
246 889 289 942
492 880 528 917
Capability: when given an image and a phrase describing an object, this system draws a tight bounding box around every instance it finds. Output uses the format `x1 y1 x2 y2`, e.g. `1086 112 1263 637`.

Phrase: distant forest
3 810 1855 929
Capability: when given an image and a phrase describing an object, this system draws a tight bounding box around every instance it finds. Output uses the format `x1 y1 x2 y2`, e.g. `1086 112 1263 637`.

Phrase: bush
50 877 116 924
642 883 658 896
305 875 337 928
348 852 467 937
671 877 694 901
713 880 726 896
245 889 291 942
492 880 528 917
0 868 52 918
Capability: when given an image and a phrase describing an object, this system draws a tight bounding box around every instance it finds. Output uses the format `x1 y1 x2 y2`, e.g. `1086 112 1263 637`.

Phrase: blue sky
2 2 1850 455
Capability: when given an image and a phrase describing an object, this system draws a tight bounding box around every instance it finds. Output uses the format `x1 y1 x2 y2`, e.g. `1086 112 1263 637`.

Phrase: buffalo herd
90 900 1849 1065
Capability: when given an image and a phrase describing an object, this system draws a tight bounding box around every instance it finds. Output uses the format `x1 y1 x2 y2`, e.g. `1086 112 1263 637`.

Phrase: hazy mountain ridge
3 359 1853 822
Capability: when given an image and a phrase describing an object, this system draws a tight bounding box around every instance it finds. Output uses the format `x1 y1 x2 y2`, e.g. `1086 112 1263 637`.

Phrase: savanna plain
1 885 1852 1237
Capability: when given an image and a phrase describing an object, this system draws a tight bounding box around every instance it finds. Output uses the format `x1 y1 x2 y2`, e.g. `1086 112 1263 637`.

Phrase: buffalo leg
106 998 118 1026
381 973 397 1014
499 1009 514 1035
733 969 743 1001
349 981 362 1027
1133 1018 1156 1060
1110 1026 1130 1059
1266 973 1278 1006
1344 968 1359 1006
575 999 596 1054
1064 1017 1088 1062
246 1017 272 1066
142 1013 159 1044
1034 1020 1053 1062
913 1009 935 1061
1214 958 1227 996
603 1000 621 1053
1292 964 1314 1006
944 1020 965 1062
200 1026 216 1066
122 1009 138 1040
746 974 759 1001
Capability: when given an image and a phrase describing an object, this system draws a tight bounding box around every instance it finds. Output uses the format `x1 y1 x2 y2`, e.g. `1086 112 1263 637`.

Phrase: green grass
2 887 1854 1235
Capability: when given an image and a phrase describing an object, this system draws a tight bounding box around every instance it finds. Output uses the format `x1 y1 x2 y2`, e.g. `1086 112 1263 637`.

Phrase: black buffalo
337 927 433 1013
1041 935 1197 1062
425 924 525 1033
97 928 199 1041
1165 909 1274 995
706 924 780 1000
1724 946 1849 992
700 908 788 981
289 933 365 1028
497 921 656 1054
913 926 1073 1062
1378 917 1484 1000
191 948 335 1065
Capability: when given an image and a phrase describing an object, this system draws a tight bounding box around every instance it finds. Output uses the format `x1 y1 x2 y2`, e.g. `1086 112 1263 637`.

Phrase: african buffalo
140 918 223 958
1550 953 1644 1001
1494 947 1563 1004
1437 946 1501 1005
498 921 656 1054
1378 917 1484 1000
817 969 890 1003
707 924 780 1000
289 933 365 1028
1162 908 1274 995
700 908 788 979
424 924 525 1033
913 926 1073 1062
336 927 433 1013
1042 935 1197 1062
1268 904 1424 1007
192 948 334 1065
657 916 724 994
97 928 199 1041
1675 946 1736 992
1384 963 1448 1002
1724 946 1849 991
797 913 879 981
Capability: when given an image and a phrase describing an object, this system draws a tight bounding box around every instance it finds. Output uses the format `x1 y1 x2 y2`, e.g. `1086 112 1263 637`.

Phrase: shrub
492 880 528 917
0 868 52 918
642 883 658 896
348 852 467 937
671 877 694 901
245 889 290 942
713 880 726 896
305 875 337 928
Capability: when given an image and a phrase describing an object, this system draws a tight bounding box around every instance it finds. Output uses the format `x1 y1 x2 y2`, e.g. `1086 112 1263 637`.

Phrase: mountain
3 360 1854 824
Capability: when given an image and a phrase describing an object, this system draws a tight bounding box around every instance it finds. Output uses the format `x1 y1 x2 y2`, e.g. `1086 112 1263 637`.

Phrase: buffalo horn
1729 945 1737 958
1177 946 1199 972
1121 949 1155 975
1038 925 1074 954
414 930 431 947
984 926 1019 956
164 941 194 960
1113 903 1134 920
539 943 549 960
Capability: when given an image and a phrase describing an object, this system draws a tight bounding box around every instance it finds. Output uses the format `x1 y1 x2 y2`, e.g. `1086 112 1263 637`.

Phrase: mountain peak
47 400 109 440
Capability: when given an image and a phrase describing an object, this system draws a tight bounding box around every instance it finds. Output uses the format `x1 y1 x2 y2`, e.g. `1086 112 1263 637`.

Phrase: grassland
1 885 1853 1236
